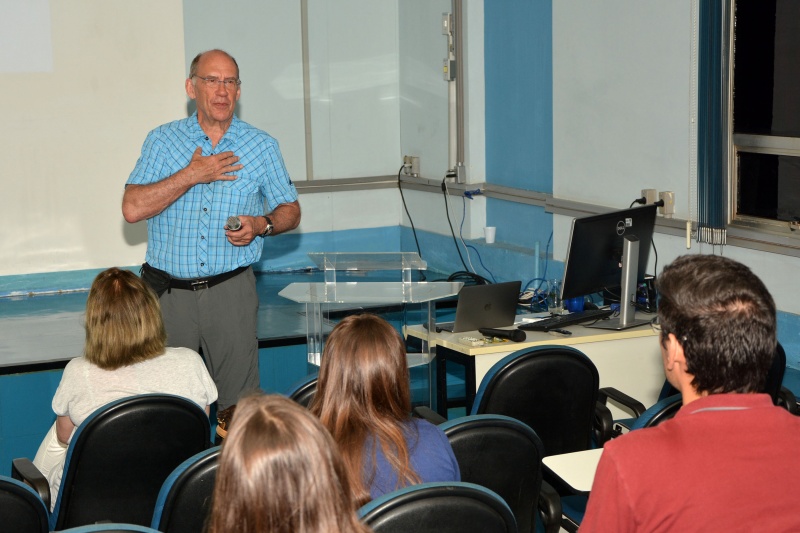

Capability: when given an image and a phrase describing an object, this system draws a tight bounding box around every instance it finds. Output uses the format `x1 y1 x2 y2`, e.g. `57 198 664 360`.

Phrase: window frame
727 0 800 236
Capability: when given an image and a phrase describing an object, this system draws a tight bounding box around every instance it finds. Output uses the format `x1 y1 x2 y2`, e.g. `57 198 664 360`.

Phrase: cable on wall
398 166 426 281
441 177 469 272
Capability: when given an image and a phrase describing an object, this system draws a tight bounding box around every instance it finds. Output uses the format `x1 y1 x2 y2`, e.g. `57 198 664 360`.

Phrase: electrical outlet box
442 12 452 35
641 188 658 205
402 155 420 177
659 191 675 217
455 162 466 184
410 156 420 176
403 155 419 178
443 58 456 81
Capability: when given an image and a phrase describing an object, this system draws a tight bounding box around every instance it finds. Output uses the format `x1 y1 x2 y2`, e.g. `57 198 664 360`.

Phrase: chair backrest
53 394 211 530
0 475 49 533
151 446 221 533
57 524 163 532
629 394 683 431
359 481 517 533
472 345 600 456
764 342 787 404
440 414 543 533
285 372 318 408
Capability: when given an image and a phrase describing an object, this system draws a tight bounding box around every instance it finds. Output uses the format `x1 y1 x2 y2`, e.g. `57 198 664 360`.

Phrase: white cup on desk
484 226 496 244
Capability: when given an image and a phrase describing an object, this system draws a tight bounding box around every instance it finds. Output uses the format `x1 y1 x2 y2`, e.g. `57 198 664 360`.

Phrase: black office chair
358 481 517 533
284 372 319 408
0 474 49 533
626 394 682 430
439 414 560 533
470 345 612 455
12 394 211 531
466 345 612 533
151 446 221 533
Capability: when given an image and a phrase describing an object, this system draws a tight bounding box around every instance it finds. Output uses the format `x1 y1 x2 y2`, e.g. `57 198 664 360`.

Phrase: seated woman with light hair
33 267 217 507
207 394 371 533
309 313 460 505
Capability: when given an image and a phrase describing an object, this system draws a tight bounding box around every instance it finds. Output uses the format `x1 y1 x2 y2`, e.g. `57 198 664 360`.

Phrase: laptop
436 281 522 333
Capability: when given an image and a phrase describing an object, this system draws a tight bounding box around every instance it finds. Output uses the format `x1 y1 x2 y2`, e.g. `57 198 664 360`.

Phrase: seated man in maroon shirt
581 254 800 532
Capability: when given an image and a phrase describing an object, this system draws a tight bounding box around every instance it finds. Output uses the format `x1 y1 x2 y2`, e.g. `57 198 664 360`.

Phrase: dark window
731 0 800 230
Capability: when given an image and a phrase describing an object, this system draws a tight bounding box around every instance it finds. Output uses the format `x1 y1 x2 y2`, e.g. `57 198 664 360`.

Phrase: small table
542 448 604 493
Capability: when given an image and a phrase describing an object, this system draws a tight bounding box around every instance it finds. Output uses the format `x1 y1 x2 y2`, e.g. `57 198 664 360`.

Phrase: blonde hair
207 394 371 533
83 267 166 370
309 313 420 506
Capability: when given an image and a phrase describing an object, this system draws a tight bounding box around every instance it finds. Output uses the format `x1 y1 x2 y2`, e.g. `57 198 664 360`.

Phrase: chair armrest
597 386 647 418
412 405 447 425
593 401 614 446
537 480 562 533
777 386 799 415
11 457 51 510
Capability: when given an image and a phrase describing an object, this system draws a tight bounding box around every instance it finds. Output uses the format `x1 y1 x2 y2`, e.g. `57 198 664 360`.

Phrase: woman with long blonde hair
309 313 460 505
207 394 370 533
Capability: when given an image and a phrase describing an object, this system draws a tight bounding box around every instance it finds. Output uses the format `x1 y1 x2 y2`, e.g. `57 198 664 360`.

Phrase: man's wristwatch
261 216 274 237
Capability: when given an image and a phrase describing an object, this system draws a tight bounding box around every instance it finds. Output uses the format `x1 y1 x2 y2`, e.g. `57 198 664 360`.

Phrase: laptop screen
440 281 521 333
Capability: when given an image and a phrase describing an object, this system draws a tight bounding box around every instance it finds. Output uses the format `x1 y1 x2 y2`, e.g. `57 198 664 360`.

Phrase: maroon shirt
581 394 800 532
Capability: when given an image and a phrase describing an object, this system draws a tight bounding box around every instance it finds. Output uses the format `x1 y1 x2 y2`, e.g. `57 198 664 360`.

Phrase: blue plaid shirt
127 113 298 278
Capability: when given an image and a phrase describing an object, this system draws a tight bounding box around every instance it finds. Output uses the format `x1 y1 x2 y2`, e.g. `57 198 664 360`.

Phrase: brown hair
207 394 370 533
657 254 776 394
83 267 166 370
309 313 420 506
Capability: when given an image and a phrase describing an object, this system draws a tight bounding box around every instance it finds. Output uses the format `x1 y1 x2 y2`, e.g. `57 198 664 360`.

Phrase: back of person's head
309 313 416 504
657 254 776 394
207 394 369 533
84 267 166 370
312 313 411 420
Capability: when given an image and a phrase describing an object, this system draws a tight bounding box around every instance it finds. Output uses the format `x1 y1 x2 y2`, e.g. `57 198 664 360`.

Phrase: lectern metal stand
278 252 462 407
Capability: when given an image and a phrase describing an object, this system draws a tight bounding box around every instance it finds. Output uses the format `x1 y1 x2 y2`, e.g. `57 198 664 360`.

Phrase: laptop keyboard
517 309 614 331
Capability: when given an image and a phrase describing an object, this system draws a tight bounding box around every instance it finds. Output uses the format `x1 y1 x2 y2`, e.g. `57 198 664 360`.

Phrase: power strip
459 336 485 347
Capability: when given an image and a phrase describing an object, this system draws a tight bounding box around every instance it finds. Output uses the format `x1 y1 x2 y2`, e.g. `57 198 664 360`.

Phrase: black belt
169 266 249 291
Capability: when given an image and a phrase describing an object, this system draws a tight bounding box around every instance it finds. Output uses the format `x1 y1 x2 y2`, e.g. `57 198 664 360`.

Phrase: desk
406 323 662 417
542 448 603 493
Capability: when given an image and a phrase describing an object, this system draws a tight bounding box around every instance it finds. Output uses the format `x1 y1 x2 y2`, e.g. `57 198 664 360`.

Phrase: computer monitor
561 204 657 330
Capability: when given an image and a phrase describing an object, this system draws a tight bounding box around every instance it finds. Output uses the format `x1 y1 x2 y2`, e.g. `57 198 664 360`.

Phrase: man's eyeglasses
193 75 241 90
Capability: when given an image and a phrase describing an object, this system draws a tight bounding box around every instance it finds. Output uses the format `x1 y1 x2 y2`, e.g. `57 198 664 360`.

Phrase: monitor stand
587 235 651 331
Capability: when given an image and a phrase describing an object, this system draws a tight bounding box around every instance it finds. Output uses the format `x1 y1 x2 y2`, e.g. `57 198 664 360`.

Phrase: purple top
365 417 460 499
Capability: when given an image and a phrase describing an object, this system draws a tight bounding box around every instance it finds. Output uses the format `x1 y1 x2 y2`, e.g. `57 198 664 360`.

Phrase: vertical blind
696 0 728 245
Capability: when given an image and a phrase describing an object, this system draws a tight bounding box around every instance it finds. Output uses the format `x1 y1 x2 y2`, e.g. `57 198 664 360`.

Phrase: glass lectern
279 252 462 405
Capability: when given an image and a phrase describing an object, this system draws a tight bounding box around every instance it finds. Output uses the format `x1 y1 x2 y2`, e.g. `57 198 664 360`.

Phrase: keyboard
517 308 614 331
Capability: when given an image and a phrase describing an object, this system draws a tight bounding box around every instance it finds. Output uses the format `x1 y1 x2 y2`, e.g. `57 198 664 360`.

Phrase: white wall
182 0 307 183
398 0 452 181
551 1 800 315
0 0 186 276
308 0 401 179
553 2 692 217
1 0 451 277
